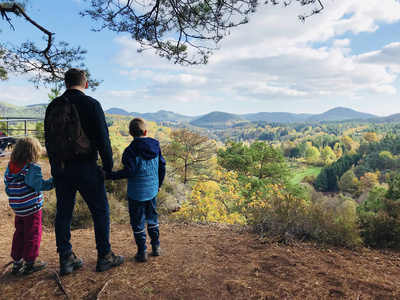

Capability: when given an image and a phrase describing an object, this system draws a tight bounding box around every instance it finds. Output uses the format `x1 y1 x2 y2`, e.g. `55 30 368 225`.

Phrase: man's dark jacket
44 89 113 173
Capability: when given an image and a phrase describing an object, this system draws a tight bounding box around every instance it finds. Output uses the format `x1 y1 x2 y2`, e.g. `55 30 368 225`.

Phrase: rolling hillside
105 108 195 123
189 111 247 128
306 107 377 122
0 101 47 118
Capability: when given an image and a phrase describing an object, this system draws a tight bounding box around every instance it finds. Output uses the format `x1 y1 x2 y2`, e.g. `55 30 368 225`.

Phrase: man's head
129 117 148 138
65 68 88 89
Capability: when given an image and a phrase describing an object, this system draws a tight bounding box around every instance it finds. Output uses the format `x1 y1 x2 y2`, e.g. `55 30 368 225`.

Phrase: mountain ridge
105 106 396 126
1 101 399 126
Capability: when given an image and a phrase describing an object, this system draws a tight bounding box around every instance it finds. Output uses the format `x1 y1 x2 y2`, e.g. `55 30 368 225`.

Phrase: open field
291 165 323 184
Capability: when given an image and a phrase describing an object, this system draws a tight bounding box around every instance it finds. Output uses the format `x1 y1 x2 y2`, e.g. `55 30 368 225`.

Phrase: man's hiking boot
152 245 162 257
23 260 48 275
11 260 24 275
135 251 148 262
60 252 83 276
96 251 124 272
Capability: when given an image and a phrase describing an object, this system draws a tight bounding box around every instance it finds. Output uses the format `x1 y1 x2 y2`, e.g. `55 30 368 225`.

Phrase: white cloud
357 42 400 67
0 85 48 105
105 0 400 115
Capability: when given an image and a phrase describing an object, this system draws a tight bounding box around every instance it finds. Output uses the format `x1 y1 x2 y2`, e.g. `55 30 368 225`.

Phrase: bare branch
0 2 99 88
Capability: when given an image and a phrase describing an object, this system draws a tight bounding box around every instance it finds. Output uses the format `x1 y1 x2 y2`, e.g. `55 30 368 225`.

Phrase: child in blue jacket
105 117 166 262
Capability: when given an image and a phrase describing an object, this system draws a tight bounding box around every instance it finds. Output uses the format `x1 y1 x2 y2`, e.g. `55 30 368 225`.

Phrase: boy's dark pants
128 197 160 253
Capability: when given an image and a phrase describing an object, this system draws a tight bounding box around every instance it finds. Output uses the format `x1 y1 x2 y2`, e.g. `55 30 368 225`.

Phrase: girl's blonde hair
10 137 43 165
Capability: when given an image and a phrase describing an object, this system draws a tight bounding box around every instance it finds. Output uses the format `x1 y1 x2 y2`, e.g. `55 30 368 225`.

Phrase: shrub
306 198 361 247
251 190 309 243
248 185 361 247
357 187 400 248
157 171 188 214
42 190 129 230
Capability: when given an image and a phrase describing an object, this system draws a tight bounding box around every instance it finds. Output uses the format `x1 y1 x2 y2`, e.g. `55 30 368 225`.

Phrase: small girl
4 137 55 275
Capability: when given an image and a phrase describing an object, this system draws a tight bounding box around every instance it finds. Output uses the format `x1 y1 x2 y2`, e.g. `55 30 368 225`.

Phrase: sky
1 0 400 117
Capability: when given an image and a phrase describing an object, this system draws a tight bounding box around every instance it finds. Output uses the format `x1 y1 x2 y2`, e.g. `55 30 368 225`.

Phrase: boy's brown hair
129 117 147 138
65 68 87 88
11 137 42 166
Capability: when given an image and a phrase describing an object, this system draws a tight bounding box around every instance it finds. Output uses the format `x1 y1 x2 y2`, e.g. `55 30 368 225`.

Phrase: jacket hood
132 137 160 159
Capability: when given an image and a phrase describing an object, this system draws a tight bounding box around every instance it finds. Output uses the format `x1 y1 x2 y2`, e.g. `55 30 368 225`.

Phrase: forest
102 114 400 249
1 113 399 249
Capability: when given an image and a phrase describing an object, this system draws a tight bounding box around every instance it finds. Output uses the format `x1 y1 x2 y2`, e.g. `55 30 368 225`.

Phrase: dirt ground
1 157 400 299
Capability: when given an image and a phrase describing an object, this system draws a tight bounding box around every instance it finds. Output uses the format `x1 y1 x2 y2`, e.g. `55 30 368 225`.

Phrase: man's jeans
54 163 111 257
128 197 160 253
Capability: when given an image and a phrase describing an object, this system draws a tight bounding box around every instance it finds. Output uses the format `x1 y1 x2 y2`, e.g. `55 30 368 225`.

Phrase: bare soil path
1 156 400 299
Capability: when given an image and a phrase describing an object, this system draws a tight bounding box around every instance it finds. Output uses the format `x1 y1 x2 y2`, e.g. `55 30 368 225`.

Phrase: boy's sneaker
23 260 48 275
60 252 83 276
11 260 24 275
135 251 148 262
152 245 162 257
96 250 124 272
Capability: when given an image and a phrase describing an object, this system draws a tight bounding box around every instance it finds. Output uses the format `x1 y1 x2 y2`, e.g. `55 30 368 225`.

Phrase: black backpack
45 97 91 162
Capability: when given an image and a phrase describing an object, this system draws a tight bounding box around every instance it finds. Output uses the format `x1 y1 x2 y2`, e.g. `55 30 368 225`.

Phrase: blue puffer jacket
106 137 166 201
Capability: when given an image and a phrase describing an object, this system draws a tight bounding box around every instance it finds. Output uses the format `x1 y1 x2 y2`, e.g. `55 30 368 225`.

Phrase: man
45 68 124 275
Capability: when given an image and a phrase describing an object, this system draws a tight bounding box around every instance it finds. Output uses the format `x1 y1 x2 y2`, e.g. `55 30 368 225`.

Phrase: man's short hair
65 68 87 88
129 117 148 137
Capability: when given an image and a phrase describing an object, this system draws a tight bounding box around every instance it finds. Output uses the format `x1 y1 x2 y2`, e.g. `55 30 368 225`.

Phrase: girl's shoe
23 260 48 275
11 260 24 275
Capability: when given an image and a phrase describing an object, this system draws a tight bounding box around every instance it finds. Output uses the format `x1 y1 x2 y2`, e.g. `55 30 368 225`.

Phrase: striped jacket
4 162 54 217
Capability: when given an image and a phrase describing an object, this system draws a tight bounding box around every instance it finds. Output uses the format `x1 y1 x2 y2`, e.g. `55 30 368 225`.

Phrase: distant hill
106 108 133 116
306 107 377 122
243 112 312 123
105 108 195 123
189 111 247 128
1 101 397 128
106 106 384 126
141 110 195 123
369 113 400 123
0 101 46 118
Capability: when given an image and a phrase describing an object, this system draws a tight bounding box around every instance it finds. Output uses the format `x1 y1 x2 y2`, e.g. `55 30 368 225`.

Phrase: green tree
163 128 216 184
218 139 290 184
314 153 361 192
47 84 62 102
0 49 7 80
338 169 357 195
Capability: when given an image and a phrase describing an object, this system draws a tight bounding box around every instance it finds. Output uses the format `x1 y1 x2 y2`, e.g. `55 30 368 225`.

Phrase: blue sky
1 0 400 117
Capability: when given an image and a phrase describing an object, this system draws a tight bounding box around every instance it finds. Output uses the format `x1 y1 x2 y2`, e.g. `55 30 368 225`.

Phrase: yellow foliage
172 170 245 225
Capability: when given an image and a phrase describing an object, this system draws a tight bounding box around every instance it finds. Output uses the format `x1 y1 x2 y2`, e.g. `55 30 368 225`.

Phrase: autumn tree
321 145 336 165
1 0 325 83
305 146 320 164
163 128 216 184
363 132 378 142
